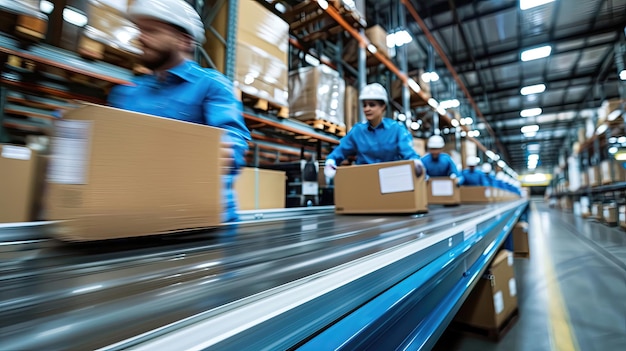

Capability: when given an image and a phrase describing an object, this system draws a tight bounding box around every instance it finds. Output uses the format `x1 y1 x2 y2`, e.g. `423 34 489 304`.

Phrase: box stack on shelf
0 0 48 43
289 65 346 137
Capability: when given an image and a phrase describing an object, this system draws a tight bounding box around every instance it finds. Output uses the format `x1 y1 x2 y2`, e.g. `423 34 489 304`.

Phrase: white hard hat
496 171 505 181
481 163 492 173
129 0 206 44
466 157 479 167
359 83 388 104
427 135 445 149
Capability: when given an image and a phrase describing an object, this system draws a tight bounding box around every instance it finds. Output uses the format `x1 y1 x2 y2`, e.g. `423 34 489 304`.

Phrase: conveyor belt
0 201 527 350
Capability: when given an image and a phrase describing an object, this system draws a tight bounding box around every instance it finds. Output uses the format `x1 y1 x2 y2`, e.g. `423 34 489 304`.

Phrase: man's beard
140 48 173 71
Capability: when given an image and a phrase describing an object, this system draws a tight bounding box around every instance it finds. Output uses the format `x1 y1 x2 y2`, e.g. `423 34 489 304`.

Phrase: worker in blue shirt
323 83 424 179
107 0 251 222
482 163 495 187
421 135 462 184
461 156 489 186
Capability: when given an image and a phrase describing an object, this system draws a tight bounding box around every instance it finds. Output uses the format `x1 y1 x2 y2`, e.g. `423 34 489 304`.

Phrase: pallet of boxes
512 220 530 258
0 0 48 42
452 250 519 341
204 0 289 118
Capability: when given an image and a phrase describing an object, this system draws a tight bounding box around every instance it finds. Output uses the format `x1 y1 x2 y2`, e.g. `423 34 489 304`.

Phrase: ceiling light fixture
621 69 626 80
408 79 421 93
521 125 540 134
521 45 552 62
386 30 413 48
63 7 88 27
520 0 555 10
439 99 460 109
520 84 546 95
421 72 439 83
520 108 542 117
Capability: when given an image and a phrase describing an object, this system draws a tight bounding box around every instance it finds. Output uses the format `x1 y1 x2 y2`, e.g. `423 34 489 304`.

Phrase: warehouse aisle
435 199 626 351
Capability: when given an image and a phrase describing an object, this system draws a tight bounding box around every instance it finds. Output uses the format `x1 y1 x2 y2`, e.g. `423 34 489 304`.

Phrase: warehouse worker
108 0 251 222
421 135 462 184
461 157 488 186
481 163 495 186
324 83 424 178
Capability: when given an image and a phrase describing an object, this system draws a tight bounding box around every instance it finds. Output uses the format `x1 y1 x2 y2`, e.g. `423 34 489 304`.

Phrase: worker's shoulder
186 63 232 85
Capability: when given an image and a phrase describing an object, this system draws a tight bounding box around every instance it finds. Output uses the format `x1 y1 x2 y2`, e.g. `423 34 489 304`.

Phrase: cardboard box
342 25 391 66
454 250 518 329
512 221 529 258
289 65 346 126
44 104 223 241
581 171 589 188
588 166 600 187
0 145 40 222
591 203 603 221
619 206 626 230
600 160 626 184
334 160 427 214
460 186 494 204
427 177 461 205
205 0 289 106
234 167 286 210
603 204 617 225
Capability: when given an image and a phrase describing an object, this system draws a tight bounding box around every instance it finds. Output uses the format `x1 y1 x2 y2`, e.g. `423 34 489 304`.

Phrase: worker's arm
397 126 421 160
203 71 251 173
327 129 357 166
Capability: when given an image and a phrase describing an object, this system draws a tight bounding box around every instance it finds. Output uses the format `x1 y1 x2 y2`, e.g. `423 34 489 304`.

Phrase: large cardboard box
427 177 461 205
205 0 289 106
0 145 39 222
289 65 346 126
588 166 600 187
334 160 427 214
454 250 518 329
600 160 626 184
512 221 529 258
603 204 617 225
619 206 626 230
460 186 493 204
44 105 223 241
591 203 603 221
234 167 286 210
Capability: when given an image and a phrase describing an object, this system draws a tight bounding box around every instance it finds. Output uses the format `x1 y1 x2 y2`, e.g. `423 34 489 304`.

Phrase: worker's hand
450 173 459 185
413 159 425 178
220 142 235 175
324 159 337 179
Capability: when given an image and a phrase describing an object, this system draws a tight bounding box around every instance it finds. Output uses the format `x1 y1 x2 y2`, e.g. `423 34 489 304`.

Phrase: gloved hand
324 159 337 179
413 159 425 178
449 173 459 185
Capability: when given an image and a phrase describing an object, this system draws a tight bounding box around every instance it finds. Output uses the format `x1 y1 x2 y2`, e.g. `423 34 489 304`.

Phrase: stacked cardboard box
591 203 603 221
343 25 391 66
603 204 618 226
334 160 427 214
0 0 48 42
619 206 626 230
0 144 44 223
454 250 518 331
600 160 626 184
205 0 289 107
76 0 142 67
44 104 223 241
289 65 346 126
588 165 600 187
234 167 286 210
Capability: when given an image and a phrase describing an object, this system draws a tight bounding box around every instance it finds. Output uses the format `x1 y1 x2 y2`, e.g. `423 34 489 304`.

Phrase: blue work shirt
421 153 461 180
461 168 489 186
108 60 251 222
327 118 420 165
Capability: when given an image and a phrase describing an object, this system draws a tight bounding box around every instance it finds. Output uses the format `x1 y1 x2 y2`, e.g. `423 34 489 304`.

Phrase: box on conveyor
460 186 494 204
512 221 529 258
454 250 518 330
234 167 286 210
334 160 427 214
44 104 223 241
427 177 461 205
205 0 289 107
288 65 346 127
0 144 46 223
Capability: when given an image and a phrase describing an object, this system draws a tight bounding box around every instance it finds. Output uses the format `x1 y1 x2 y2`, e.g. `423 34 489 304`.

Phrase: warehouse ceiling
365 0 626 173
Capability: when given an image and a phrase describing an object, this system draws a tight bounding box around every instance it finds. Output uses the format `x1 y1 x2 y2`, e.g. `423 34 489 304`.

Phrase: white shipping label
379 164 414 194
1 145 31 160
431 179 453 196
463 225 477 241
485 188 492 198
507 253 514 267
302 181 319 195
493 291 504 315
509 278 517 297
48 120 91 185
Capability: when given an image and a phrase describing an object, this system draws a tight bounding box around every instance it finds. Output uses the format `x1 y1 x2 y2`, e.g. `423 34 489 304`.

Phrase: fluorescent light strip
520 0 555 10
520 108 542 117
521 125 539 134
520 84 546 95
521 45 552 62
